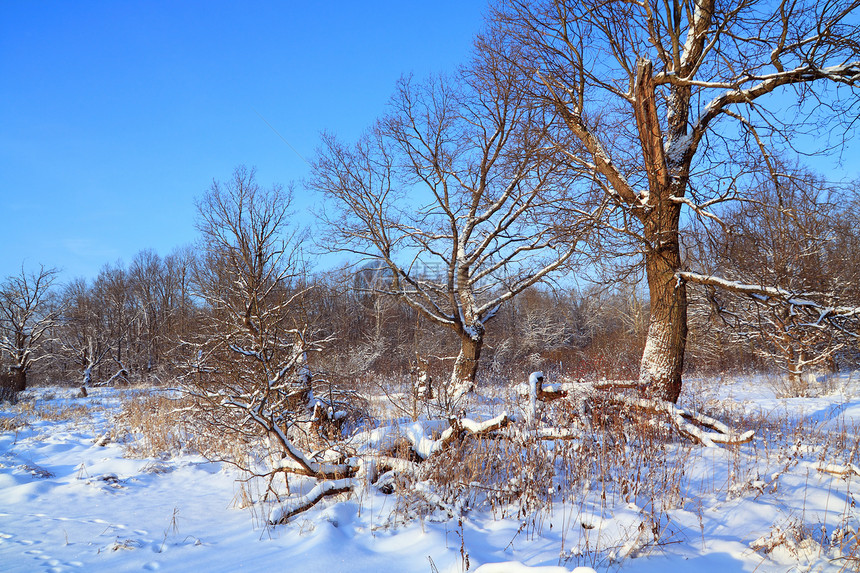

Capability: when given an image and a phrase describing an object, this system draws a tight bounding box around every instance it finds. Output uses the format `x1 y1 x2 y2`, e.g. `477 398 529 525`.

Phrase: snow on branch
622 396 755 447
435 413 511 450
690 62 860 153
668 194 731 228
400 413 512 460
268 478 355 524
677 271 860 334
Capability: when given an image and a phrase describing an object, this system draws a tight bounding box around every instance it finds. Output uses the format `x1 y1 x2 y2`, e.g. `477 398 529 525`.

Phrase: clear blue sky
2 2 857 283
0 1 487 280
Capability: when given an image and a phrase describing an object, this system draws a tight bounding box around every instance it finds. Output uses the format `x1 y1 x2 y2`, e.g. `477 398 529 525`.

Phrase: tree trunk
639 205 687 403
787 346 805 390
448 326 484 408
10 367 26 393
632 59 689 404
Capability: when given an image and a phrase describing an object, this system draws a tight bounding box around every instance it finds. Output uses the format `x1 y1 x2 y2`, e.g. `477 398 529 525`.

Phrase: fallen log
269 478 355 524
522 373 754 447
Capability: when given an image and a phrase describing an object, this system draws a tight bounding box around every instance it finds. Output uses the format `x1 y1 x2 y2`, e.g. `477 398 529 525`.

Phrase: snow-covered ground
2 374 860 572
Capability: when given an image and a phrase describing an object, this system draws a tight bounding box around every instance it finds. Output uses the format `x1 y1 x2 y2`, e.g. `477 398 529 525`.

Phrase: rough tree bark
630 58 692 402
4 368 25 393
640 224 688 402
450 326 484 405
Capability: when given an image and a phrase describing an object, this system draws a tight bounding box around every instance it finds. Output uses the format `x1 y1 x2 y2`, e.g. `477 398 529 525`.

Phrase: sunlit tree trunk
633 61 690 403
639 203 688 403
448 324 485 407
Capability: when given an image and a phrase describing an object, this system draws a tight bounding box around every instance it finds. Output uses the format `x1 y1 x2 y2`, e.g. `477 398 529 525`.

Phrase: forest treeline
3 175 859 395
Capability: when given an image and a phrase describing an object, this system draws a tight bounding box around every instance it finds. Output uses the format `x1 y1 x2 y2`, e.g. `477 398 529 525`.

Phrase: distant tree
92 262 136 377
161 246 198 356
57 278 115 391
127 247 196 378
484 286 580 377
305 264 409 378
685 169 860 386
0 265 60 395
129 249 166 372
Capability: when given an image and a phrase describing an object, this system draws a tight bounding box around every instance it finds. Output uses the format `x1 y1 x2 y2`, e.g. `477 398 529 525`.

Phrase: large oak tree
493 0 860 401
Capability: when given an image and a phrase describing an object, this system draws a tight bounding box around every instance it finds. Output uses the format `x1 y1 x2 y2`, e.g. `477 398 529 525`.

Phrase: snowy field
2 374 860 572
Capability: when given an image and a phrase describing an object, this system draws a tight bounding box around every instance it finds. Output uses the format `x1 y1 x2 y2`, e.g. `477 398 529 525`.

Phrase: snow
664 133 692 164
475 564 594 573
3 376 860 572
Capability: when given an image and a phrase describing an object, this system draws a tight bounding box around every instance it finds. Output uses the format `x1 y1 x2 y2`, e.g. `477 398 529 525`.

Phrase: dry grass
113 390 255 465
1 394 91 425
380 394 697 568
0 413 26 432
113 391 194 458
380 380 860 568
80 376 860 569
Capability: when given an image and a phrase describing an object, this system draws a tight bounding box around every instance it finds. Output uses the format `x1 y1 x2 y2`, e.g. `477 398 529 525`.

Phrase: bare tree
58 278 115 392
161 246 198 359
127 248 196 377
311 40 603 410
826 180 860 305
90 262 137 379
685 168 857 385
129 249 166 372
678 168 860 388
0 265 60 394
185 166 344 483
492 0 860 401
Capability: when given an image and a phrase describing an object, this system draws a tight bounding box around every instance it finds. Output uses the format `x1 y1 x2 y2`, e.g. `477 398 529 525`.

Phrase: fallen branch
265 370 753 526
424 413 512 457
535 378 646 402
271 455 355 478
529 426 582 440
269 478 355 524
818 463 860 477
621 395 754 447
524 374 754 447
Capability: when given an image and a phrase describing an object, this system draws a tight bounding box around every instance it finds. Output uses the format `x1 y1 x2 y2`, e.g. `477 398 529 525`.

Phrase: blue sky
2 2 857 283
0 1 487 280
